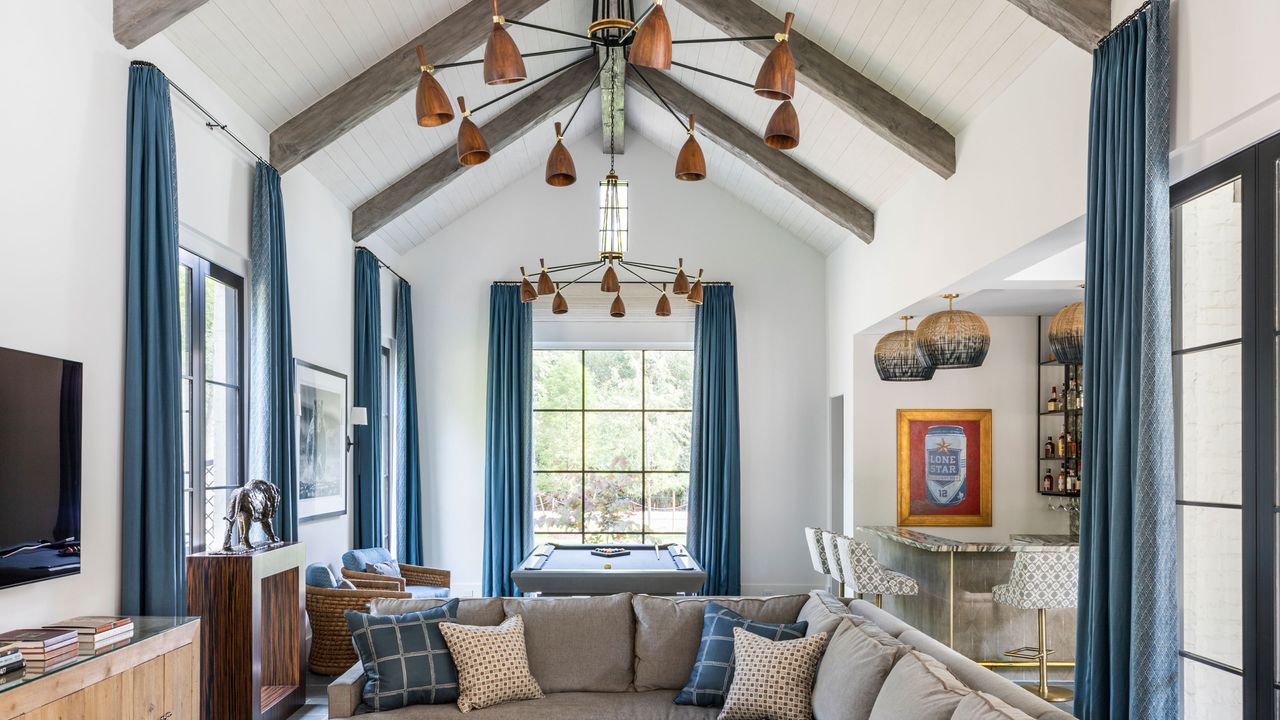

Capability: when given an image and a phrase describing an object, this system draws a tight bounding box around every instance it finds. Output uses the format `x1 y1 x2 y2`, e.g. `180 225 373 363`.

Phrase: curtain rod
131 60 273 171
356 247 407 284
1096 1 1152 48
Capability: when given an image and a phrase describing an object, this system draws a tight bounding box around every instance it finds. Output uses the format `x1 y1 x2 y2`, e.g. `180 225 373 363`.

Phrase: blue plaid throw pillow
345 598 460 711
673 602 808 707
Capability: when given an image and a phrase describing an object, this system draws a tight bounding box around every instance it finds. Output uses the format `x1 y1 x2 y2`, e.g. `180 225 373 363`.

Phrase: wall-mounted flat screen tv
0 346 82 590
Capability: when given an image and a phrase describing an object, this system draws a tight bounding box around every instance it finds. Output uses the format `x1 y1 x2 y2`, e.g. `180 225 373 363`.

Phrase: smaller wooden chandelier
875 316 935 382
915 293 990 370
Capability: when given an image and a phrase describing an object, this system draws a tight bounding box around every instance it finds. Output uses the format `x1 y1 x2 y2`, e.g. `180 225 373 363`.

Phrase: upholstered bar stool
803 527 831 577
992 548 1080 702
835 535 919 608
819 529 847 596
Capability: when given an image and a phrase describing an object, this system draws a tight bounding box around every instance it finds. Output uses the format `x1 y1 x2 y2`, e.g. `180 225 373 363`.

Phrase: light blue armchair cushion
343 547 394 572
306 563 338 588
408 585 451 600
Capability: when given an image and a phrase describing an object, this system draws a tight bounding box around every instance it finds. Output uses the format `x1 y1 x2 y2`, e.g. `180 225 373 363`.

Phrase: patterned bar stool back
835 535 918 607
992 548 1080 702
820 530 845 586
803 527 830 576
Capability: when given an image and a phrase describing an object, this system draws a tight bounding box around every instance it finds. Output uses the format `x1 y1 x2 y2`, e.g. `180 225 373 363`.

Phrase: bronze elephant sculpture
221 479 282 552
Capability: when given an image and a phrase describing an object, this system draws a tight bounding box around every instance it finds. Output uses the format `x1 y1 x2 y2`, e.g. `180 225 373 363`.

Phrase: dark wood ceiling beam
352 61 598 242
113 0 209 49
270 0 553 174
675 0 955 180
1003 0 1110 51
627 70 874 243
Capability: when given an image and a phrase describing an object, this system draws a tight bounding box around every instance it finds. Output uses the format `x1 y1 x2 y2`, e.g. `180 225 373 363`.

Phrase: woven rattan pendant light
874 316 935 382
1048 296 1084 365
914 293 990 369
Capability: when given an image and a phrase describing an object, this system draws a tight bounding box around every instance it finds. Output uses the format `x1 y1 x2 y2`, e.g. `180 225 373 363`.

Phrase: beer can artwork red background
896 409 993 527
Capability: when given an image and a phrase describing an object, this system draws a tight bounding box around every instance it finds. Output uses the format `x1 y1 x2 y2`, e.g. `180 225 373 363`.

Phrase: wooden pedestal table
187 542 305 720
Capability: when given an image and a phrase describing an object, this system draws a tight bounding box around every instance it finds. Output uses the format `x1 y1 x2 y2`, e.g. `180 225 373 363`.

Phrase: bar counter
857 526 1078 682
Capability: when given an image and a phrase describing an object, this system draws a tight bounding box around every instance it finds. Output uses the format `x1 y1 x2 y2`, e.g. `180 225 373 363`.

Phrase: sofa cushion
868 651 971 720
951 692 1037 720
502 594 634 693
347 690 720 718
439 615 544 712
673 602 808 707
798 592 849 638
633 594 809 692
306 563 337 588
719 628 829 720
345 599 460 711
811 618 898 720
372 597 506 627
345 547 395 572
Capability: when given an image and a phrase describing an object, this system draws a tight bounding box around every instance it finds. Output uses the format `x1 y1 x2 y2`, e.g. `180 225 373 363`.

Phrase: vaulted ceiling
152 0 1107 255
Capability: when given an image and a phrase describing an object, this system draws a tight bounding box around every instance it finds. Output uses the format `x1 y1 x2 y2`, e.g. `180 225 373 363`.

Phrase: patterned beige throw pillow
438 615 544 713
718 627 829 720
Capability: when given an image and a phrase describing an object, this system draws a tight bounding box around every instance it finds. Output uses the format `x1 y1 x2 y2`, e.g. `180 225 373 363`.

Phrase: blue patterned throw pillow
673 602 808 707
345 598 460 711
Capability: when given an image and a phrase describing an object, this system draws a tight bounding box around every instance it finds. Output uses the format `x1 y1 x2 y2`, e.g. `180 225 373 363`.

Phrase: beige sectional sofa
326 590 1075 719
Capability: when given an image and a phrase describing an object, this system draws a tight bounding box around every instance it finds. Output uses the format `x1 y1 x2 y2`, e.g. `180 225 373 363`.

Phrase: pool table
510 543 707 596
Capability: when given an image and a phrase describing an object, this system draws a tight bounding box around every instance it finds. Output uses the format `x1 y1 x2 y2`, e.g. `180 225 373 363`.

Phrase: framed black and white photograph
295 360 347 522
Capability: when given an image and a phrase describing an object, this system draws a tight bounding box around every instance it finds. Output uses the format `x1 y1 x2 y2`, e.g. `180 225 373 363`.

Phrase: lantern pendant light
610 291 627 318
536 258 555 295
673 259 690 295
545 122 576 187
874 316 935 382
415 46 454 127
686 270 704 305
483 0 527 85
764 100 799 150
1047 286 1085 365
675 115 707 181
754 12 796 101
914 293 990 369
455 97 490 166
552 284 569 314
518 266 539 303
629 0 672 70
656 285 672 317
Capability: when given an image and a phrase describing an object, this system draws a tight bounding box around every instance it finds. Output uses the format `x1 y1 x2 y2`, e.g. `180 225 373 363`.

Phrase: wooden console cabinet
187 542 305 720
0 617 200 720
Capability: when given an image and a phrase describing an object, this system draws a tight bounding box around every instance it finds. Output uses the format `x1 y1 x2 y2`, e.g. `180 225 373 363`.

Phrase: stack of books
0 642 24 676
0 629 78 673
45 617 134 655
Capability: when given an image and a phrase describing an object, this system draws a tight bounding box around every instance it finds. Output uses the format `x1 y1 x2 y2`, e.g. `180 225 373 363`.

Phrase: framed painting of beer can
896 409 992 527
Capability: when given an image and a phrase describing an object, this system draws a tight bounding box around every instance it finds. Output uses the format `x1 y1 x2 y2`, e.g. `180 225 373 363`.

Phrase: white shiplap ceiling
165 0 1059 255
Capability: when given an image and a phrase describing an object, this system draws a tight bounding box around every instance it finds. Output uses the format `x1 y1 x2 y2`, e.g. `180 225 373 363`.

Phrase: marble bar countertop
858 526 1079 553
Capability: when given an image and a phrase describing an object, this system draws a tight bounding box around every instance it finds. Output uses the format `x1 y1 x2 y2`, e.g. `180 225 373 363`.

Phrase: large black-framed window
531 349 693 545
177 248 246 555
1170 135 1278 720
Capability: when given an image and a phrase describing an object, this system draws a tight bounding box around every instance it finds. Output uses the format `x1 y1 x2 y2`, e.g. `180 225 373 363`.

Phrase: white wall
397 134 829 596
0 1 361 626
850 317 1068 540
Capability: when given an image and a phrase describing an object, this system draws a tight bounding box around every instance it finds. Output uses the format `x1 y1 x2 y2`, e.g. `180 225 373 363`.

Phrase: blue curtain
249 161 297 541
121 62 184 616
353 249 383 549
688 285 741 596
394 279 424 565
1075 2 1178 718
482 284 532 597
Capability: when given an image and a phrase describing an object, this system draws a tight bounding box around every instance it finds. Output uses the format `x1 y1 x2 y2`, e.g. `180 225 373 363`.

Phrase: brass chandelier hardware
915 293 991 370
875 315 935 382
1047 285 1085 365
410 1 804 184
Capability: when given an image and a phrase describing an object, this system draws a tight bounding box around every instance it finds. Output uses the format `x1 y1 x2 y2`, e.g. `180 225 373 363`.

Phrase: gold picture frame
896 409 993 527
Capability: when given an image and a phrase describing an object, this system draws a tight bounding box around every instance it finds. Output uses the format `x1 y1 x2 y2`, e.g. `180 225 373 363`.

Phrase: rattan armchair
340 563 451 592
306 581 411 676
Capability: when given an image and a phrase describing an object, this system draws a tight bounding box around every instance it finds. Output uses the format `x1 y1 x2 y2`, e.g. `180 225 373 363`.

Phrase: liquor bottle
1064 380 1074 410
1044 436 1055 458
1042 470 1053 493
1076 380 1084 410
1057 431 1067 458
1066 467 1077 492
1067 432 1078 458
1056 469 1067 492
1047 386 1059 412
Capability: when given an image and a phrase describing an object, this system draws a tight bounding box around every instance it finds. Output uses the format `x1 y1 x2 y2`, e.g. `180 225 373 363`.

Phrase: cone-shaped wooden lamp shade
456 97 490 166
754 12 795 101
415 46 454 127
536 258 555 295
545 122 576 187
656 289 672 317
673 259 690 295
675 115 706 181
601 264 620 293
610 291 626 318
764 100 799 149
484 0 526 85
552 287 569 314
519 267 538 303
686 270 704 304
629 0 671 70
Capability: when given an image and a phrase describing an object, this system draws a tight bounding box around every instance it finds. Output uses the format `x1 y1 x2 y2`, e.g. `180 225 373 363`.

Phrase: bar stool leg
1036 609 1049 698
875 594 883 608
1004 608 1073 702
